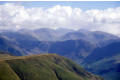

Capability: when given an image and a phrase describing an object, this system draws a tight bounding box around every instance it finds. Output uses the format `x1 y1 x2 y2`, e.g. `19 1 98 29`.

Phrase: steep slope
84 41 120 64
0 36 24 56
0 54 101 80
85 54 120 80
0 30 38 45
8 39 95 64
83 41 120 79
0 31 43 54
0 61 20 80
48 40 95 64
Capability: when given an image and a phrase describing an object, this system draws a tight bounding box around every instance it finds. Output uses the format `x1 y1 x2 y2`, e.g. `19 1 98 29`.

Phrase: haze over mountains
83 41 120 80
0 28 120 79
1 2 120 80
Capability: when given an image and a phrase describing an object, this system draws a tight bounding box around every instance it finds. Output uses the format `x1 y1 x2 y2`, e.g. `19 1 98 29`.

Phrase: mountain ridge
0 54 101 80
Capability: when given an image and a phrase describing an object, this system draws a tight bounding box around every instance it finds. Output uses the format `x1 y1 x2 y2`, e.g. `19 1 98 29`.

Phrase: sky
0 1 120 36
1 1 120 10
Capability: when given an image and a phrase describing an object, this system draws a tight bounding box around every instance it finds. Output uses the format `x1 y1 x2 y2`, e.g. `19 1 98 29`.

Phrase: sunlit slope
0 61 20 80
0 54 101 80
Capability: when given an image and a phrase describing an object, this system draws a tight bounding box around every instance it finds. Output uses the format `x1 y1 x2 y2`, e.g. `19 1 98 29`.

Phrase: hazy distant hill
0 30 96 62
0 54 101 80
18 28 75 41
61 30 119 46
48 40 95 64
1 28 119 45
83 41 120 79
1 28 119 56
0 36 24 56
0 28 120 79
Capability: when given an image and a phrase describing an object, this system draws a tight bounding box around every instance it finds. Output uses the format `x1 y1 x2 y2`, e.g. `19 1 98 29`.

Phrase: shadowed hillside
83 41 120 79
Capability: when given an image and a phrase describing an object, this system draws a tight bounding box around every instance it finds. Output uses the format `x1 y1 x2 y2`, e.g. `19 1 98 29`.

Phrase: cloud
0 3 120 36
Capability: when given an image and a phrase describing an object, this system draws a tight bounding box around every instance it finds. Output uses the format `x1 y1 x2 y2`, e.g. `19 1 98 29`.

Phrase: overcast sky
0 1 120 36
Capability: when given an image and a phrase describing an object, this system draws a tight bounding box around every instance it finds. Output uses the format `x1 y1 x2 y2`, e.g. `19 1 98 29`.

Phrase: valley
0 28 120 79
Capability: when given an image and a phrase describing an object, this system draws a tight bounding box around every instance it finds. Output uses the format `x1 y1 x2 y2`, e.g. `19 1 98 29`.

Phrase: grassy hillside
0 61 20 80
0 54 101 80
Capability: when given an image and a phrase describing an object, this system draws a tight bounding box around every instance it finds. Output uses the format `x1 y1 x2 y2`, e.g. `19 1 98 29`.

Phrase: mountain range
0 28 120 79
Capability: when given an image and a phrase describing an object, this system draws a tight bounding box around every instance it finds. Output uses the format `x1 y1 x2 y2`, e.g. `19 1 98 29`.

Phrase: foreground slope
0 54 101 80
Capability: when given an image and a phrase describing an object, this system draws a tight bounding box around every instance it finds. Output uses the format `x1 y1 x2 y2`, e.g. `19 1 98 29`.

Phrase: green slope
0 54 101 80
0 61 20 80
